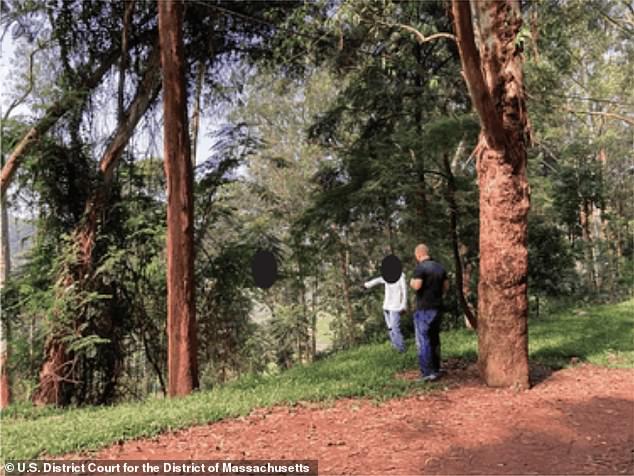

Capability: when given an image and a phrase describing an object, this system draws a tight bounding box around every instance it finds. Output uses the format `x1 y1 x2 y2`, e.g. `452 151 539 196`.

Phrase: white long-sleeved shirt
364 273 407 311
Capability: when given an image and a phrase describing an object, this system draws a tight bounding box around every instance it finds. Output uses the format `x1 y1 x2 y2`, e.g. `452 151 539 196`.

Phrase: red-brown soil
74 362 634 475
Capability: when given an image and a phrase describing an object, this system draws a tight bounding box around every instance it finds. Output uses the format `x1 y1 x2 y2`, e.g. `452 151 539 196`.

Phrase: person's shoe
421 373 439 382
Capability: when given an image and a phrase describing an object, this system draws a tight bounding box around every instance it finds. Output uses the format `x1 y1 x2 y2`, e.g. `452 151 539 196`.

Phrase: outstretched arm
364 277 384 289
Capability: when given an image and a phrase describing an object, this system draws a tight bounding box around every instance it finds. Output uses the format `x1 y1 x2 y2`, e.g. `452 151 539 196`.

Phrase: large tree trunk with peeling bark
452 0 530 388
158 0 199 397
33 47 162 406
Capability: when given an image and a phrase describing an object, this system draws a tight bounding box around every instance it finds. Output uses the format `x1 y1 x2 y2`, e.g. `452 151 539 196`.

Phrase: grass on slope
2 299 632 460
529 299 633 368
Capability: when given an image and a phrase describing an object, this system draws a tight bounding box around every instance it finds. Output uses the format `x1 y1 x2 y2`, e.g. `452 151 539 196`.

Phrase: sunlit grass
529 299 634 368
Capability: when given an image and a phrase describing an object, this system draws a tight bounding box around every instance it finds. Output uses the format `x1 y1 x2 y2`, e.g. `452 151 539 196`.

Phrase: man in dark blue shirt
410 244 449 381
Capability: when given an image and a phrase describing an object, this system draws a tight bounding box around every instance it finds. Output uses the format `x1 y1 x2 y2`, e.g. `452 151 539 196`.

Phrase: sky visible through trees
1 33 224 182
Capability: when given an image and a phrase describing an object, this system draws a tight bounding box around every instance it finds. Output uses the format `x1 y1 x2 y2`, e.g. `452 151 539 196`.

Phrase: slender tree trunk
535 295 540 319
591 203 603 290
460 244 476 328
580 200 598 290
413 34 427 232
142 331 167 397
298 262 310 362
117 1 135 122
190 61 205 166
29 316 35 375
443 154 477 330
0 194 11 407
452 0 530 388
339 240 354 347
158 0 199 397
311 275 318 358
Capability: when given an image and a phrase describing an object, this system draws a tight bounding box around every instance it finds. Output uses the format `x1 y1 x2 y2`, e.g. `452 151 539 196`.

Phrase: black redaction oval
381 254 402 283
251 250 277 289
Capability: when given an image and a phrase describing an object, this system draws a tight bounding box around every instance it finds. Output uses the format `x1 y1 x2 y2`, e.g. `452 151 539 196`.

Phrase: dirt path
81 363 633 475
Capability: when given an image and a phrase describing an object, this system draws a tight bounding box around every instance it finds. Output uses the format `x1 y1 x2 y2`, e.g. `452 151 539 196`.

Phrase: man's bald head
415 244 430 262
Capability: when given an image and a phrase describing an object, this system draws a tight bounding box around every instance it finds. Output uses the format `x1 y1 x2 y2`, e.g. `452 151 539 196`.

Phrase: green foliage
528 214 576 297
524 0 633 301
552 160 604 237
268 303 310 369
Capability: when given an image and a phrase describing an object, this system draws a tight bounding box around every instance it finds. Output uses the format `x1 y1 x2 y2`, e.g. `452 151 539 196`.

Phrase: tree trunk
339 239 354 347
311 275 318 358
443 154 477 330
117 0 136 122
412 33 427 232
158 0 199 397
298 262 309 363
590 202 603 290
580 200 598 290
460 244 476 329
0 194 11 407
190 60 205 166
33 340 72 406
452 0 530 388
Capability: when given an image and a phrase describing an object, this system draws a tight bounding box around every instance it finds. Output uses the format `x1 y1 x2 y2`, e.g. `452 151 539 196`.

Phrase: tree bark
33 341 70 406
158 0 199 397
452 0 530 388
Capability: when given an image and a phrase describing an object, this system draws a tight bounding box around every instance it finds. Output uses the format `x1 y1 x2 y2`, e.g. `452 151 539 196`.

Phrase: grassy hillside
2 299 632 460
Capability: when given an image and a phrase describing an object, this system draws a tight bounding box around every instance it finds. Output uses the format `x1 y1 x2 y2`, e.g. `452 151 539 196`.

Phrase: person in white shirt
364 273 407 352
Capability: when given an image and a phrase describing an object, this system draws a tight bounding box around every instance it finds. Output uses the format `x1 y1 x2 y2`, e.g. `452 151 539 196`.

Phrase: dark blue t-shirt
413 259 447 310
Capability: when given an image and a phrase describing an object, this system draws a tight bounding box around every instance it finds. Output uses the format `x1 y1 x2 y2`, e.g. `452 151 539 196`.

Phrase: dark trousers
413 309 442 376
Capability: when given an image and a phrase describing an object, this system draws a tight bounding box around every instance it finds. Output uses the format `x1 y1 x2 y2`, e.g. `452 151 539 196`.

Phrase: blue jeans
414 309 442 376
383 310 405 352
